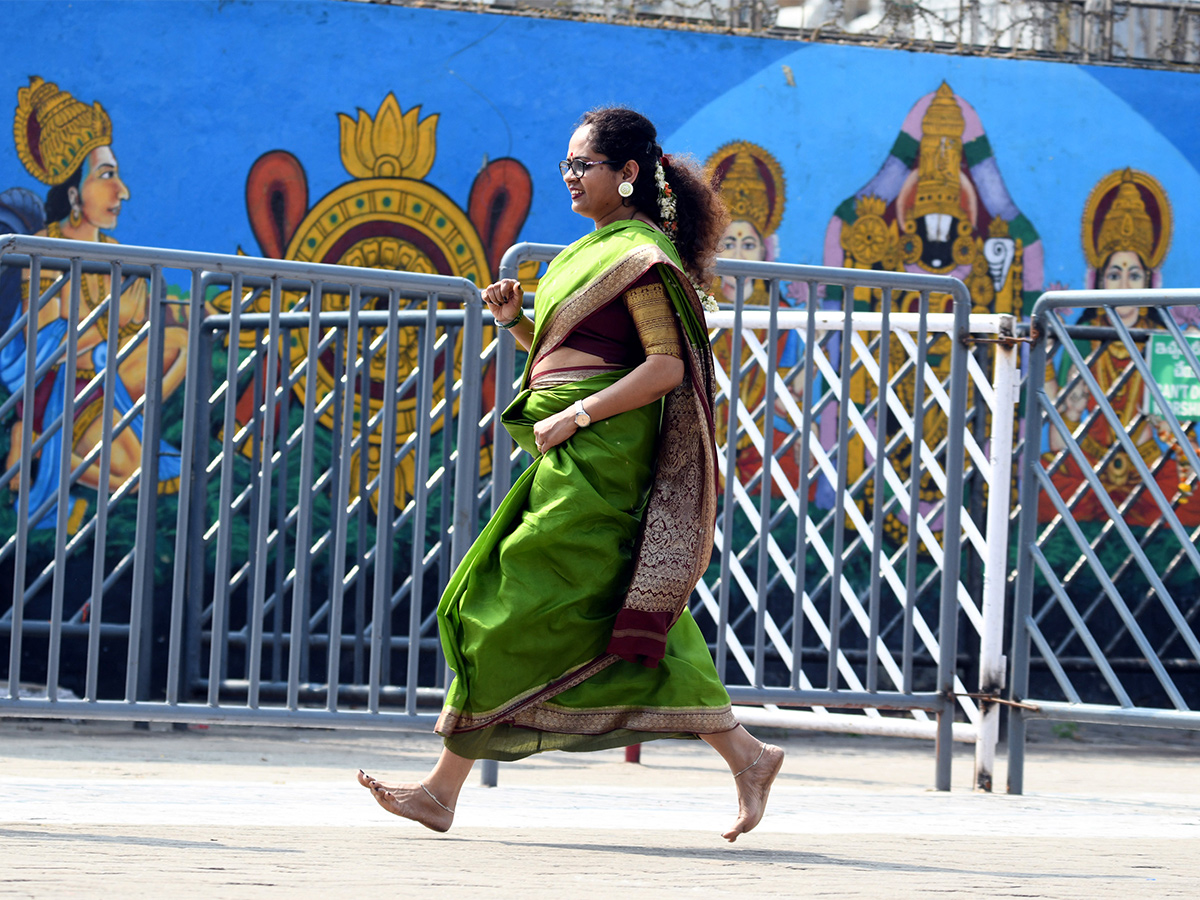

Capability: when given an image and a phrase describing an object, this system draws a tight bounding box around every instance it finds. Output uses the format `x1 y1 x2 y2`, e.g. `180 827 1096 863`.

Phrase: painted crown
706 141 785 237
912 83 965 222
1082 168 1171 271
14 76 112 186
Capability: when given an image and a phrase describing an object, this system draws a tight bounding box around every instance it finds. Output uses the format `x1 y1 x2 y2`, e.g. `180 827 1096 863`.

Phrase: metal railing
0 233 484 730
1 233 1025 792
1009 288 1200 793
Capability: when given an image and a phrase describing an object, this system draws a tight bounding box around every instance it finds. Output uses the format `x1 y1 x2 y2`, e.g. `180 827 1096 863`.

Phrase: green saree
435 220 736 761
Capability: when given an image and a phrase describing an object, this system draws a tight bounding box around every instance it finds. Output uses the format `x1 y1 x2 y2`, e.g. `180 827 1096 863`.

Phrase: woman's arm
480 278 534 351
533 353 684 453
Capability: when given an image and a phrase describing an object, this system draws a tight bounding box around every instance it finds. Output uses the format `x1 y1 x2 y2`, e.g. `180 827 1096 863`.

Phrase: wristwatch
573 400 591 428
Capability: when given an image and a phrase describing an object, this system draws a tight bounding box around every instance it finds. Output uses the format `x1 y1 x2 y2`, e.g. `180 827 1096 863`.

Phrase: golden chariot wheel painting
283 178 491 511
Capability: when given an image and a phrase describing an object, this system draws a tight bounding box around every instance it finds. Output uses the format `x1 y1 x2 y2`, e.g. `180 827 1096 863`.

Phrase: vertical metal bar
247 277 282 709
934 285 970 792
243 322 264 687
290 283 321 711
208 272 244 707
492 297 519 514
87 262 124 702
186 297 217 705
715 278 746 681
791 280 817 690
8 252 40 700
452 293 483 568
453 293 483 782
370 288 402 714
327 287 360 710
127 264 165 704
1007 317 1047 795
185 306 214 703
867 287 892 694
406 296 437 715
47 257 84 703
974 330 1017 792
165 268 205 706
359 322 378 681
754 280 780 688
271 326 292 686
903 291 930 694
828 283 855 690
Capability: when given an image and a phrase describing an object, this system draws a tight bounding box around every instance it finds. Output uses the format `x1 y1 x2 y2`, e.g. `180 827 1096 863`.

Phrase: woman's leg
700 724 785 842
357 747 475 833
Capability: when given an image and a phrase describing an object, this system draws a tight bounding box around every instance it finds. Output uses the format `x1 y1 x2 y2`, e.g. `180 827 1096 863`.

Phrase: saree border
436 653 620 734
510 701 737 736
530 243 673 374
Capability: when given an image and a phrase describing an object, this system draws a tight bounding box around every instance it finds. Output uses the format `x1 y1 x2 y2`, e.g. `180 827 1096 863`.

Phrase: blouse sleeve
623 269 682 359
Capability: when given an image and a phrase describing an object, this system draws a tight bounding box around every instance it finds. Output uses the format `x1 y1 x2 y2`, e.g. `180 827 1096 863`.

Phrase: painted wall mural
213 93 532 507
1039 167 1199 526
2 0 1200 546
821 82 1042 540
2 76 186 533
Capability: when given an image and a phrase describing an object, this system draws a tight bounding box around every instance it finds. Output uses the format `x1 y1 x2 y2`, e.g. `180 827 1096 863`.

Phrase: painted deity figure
823 82 1042 538
705 141 807 489
1041 168 1197 526
1 76 186 530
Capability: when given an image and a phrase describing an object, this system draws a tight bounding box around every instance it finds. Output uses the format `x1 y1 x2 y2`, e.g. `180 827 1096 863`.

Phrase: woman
359 108 784 842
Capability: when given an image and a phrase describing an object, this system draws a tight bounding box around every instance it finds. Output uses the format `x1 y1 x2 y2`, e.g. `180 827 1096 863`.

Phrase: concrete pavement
1 719 1197 898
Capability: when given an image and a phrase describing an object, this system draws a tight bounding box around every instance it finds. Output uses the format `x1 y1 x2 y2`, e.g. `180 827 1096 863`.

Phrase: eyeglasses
558 158 622 178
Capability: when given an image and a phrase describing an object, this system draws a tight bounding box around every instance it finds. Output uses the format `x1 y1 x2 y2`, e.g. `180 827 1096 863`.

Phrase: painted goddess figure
1 76 186 530
1042 167 1197 527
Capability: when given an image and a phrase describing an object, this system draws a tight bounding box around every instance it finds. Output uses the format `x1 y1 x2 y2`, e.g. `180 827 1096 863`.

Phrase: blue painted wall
2 1 1193 287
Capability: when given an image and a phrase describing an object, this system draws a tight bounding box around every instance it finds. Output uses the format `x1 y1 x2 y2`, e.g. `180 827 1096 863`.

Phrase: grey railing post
1007 313 1048 795
934 283 971 792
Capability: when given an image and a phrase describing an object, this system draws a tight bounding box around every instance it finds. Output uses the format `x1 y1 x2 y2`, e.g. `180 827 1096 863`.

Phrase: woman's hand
532 406 578 455
481 278 523 326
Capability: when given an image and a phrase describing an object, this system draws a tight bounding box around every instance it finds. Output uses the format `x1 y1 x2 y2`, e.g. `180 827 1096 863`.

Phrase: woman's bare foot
356 769 455 833
722 743 784 842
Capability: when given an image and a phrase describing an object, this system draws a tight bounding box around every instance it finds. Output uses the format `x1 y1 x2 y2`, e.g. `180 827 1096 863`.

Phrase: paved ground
1 717 1198 898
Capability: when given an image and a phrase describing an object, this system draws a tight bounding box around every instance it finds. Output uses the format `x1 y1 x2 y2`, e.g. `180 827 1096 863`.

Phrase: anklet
419 782 455 815
733 742 766 779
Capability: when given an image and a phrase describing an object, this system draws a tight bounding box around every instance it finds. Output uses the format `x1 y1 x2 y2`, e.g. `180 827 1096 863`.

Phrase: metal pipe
973 332 1017 792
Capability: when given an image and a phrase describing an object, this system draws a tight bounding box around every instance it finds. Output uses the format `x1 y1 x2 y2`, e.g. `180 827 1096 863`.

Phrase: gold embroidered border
618 335 718 616
436 653 621 734
532 245 671 371
510 701 737 736
529 366 620 390
625 281 681 359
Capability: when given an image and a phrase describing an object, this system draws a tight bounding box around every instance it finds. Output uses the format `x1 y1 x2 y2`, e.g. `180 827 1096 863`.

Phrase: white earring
618 182 634 198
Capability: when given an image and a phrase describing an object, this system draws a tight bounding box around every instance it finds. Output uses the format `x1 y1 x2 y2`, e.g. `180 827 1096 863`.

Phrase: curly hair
576 107 727 283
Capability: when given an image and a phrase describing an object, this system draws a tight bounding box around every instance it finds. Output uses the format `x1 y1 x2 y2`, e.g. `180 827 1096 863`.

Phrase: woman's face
718 220 766 261
75 146 129 230
563 126 628 228
1101 250 1149 326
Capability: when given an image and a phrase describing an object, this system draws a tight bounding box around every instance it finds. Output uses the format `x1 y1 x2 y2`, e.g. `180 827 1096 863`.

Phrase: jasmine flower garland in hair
655 158 678 237
690 276 719 313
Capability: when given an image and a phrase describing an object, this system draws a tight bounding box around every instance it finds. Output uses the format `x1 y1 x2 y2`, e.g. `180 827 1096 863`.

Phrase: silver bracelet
496 310 525 330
